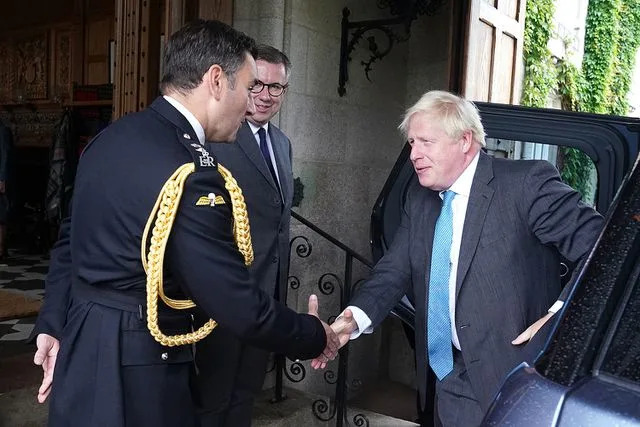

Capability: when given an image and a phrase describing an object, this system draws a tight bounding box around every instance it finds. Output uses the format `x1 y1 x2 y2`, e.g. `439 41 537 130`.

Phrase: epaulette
177 130 218 171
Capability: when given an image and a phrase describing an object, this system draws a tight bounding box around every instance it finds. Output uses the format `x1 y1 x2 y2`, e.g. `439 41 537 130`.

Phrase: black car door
369 103 640 326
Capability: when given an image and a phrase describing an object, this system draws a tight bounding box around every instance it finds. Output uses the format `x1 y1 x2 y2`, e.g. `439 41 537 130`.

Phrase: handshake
306 294 358 370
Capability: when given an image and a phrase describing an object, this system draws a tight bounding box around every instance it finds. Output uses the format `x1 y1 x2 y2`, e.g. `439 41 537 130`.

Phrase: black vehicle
370 103 640 425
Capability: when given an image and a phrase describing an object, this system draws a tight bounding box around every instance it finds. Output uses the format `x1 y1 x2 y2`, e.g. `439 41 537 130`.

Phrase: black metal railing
270 210 374 426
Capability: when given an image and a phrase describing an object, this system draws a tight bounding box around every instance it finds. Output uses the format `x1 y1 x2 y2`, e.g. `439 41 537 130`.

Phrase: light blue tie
427 190 455 380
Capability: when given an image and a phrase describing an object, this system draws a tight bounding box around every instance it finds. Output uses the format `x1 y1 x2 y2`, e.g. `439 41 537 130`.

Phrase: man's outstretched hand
34 333 60 403
311 308 357 370
308 294 340 367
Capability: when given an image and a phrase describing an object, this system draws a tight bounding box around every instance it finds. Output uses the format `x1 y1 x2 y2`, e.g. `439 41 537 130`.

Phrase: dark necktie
427 190 456 380
258 127 279 189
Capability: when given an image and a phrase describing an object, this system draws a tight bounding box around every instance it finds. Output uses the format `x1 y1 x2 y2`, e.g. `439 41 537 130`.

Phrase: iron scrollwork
312 397 336 422
290 235 312 258
318 272 344 297
276 211 376 426
284 360 306 383
287 236 312 290
353 413 370 426
288 275 301 290
325 370 338 385
338 0 446 96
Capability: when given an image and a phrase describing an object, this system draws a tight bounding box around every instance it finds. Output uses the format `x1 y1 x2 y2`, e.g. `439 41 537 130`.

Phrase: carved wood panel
15 32 49 100
0 41 14 103
54 29 73 102
0 109 61 147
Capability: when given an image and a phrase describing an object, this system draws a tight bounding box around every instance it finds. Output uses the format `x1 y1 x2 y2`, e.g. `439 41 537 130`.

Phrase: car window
485 138 598 207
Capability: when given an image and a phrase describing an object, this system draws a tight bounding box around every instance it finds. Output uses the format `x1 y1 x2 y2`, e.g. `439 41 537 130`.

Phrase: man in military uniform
32 20 337 427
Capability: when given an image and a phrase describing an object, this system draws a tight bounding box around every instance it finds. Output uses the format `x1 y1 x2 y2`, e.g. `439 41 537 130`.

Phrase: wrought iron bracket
337 1 445 97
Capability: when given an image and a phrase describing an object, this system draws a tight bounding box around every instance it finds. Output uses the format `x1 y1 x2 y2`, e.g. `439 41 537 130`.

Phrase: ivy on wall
522 0 640 199
607 0 640 115
521 0 556 108
582 0 622 114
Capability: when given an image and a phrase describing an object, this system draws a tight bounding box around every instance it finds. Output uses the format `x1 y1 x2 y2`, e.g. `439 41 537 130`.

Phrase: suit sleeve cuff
346 306 373 339
548 300 564 314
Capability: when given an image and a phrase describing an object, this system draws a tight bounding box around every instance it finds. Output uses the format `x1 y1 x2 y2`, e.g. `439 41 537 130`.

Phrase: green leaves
522 0 640 198
522 0 556 108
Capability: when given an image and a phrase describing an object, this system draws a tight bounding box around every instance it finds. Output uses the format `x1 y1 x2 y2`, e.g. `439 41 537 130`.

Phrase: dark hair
160 19 256 94
254 44 292 79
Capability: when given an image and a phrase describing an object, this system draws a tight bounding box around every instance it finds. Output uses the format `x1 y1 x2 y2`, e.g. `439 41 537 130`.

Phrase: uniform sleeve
524 161 604 263
31 216 72 340
165 169 326 361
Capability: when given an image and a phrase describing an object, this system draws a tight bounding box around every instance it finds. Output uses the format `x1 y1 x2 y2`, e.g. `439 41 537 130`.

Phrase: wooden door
113 0 233 119
462 0 526 104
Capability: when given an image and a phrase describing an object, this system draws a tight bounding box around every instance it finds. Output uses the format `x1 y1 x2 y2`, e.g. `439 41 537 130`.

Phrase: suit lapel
269 126 291 203
236 122 279 191
456 152 495 299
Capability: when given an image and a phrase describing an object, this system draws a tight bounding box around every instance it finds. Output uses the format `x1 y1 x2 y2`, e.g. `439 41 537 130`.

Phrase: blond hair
399 90 486 146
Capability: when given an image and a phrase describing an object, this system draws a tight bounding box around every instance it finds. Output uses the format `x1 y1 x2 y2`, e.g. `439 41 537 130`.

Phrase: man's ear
205 64 225 101
461 130 473 153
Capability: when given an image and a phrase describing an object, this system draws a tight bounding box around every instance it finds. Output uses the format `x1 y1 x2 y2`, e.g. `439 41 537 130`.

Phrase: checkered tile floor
0 252 48 344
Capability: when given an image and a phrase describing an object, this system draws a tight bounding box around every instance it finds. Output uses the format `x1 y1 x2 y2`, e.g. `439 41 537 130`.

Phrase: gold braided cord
218 163 254 265
141 162 254 347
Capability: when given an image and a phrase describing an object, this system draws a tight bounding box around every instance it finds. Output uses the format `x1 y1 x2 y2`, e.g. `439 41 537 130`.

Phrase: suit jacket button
161 352 169 361
273 197 280 205
272 256 278 263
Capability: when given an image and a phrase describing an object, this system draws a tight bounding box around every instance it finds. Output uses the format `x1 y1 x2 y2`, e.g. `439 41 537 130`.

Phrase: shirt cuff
346 305 373 339
548 300 564 314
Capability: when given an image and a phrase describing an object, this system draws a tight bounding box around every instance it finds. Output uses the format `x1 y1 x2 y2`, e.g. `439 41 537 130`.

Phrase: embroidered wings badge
195 193 226 207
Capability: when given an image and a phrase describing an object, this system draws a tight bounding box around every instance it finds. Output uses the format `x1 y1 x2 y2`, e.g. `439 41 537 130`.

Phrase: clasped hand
308 306 357 370
306 294 342 365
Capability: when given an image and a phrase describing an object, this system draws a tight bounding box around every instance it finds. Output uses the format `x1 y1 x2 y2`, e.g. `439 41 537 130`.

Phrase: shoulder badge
178 131 218 170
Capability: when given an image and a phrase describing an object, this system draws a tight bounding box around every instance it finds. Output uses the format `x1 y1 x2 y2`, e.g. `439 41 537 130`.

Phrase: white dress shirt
163 95 205 145
247 121 281 187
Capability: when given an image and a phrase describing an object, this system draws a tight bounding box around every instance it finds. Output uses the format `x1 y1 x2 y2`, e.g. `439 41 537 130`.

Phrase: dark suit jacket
350 151 603 412
208 121 293 301
37 97 324 426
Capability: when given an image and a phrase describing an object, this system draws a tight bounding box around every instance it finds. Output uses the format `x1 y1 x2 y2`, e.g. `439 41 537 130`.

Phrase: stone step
254 387 419 427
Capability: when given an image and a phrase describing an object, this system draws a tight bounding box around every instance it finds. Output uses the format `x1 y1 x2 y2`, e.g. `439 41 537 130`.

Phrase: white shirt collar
247 120 269 136
163 95 206 145
446 151 480 198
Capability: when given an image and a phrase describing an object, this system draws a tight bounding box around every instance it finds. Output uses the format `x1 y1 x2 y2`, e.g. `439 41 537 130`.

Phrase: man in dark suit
194 44 296 426
319 91 603 426
31 20 338 427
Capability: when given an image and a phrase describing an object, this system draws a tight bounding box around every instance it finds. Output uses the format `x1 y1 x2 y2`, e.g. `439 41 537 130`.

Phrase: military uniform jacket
43 97 326 427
